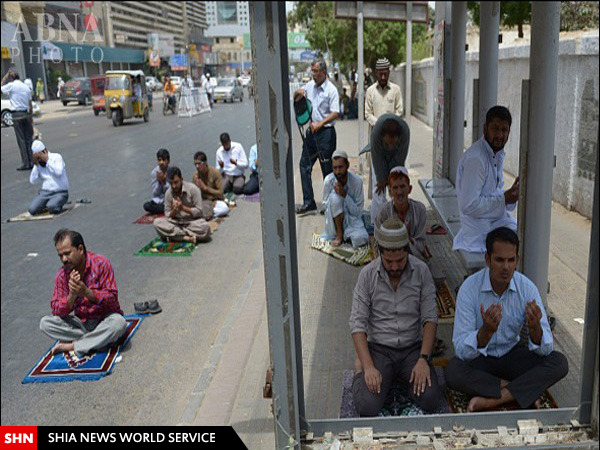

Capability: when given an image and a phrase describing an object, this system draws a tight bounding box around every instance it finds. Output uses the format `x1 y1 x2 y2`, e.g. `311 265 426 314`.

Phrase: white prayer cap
389 165 410 181
375 218 409 249
332 149 349 161
31 139 46 154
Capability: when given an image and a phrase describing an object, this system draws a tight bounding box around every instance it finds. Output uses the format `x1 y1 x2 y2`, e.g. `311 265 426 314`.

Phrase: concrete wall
392 33 599 218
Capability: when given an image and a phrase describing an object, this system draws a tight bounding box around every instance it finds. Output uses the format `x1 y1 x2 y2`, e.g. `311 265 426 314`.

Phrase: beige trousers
153 217 211 242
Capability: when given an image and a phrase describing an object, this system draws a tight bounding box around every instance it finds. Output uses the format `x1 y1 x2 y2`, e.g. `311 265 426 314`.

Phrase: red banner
0 427 37 450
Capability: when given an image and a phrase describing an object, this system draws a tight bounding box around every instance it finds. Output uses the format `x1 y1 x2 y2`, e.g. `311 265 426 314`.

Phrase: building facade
205 1 250 75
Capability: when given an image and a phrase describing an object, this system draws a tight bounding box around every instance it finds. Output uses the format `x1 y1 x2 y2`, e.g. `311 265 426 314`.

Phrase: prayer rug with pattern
311 233 375 266
23 315 144 384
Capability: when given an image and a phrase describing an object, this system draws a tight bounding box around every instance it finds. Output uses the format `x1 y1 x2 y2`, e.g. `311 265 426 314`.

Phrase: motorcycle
163 93 177 115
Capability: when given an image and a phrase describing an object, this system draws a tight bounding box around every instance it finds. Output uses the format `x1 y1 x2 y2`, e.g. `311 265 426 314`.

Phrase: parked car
146 76 163 91
213 78 244 103
61 77 92 106
1 94 41 127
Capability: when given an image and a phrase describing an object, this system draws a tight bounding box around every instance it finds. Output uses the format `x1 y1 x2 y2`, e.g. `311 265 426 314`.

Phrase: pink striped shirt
51 251 123 322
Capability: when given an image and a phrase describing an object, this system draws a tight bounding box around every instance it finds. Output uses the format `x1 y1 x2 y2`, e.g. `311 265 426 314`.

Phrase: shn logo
4 433 33 444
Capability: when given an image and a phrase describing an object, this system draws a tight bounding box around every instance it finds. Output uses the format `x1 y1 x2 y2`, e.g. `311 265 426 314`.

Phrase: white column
448 1 466 185
521 2 561 308
405 1 412 120
478 1 500 136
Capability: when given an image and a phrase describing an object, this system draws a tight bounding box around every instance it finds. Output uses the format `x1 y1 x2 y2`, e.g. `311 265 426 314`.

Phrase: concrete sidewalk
188 115 591 448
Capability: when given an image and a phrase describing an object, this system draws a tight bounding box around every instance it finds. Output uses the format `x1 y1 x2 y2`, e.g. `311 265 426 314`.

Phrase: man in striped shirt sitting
40 229 127 356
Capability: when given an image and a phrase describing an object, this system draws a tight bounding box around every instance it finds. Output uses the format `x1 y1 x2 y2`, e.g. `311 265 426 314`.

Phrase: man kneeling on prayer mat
349 218 442 416
39 229 127 356
321 149 369 248
375 166 430 262
446 227 568 412
153 166 211 244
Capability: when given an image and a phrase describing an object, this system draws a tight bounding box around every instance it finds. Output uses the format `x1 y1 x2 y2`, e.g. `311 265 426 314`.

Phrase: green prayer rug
134 237 196 257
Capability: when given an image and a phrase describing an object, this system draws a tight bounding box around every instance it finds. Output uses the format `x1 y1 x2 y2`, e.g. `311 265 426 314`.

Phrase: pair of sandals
134 300 162 314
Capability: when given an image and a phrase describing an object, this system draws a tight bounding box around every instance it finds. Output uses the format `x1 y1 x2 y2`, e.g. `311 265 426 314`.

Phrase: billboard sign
170 54 188 71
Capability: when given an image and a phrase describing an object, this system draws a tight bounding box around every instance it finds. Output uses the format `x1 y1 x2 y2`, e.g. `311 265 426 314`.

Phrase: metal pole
478 1 499 137
578 126 599 429
357 1 365 156
521 2 560 308
405 1 412 120
249 3 304 448
448 1 466 185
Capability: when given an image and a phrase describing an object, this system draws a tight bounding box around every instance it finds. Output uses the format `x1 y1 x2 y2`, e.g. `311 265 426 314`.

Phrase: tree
467 2 531 38
560 2 599 31
287 1 432 74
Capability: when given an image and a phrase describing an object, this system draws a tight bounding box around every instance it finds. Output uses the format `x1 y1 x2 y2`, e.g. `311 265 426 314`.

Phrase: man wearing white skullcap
349 218 441 416
321 149 369 248
28 139 70 215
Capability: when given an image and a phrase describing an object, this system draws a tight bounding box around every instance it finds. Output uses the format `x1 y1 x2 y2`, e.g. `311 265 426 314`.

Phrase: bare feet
183 235 197 244
467 396 492 412
467 386 516 412
331 237 343 247
534 398 542 409
51 342 74 355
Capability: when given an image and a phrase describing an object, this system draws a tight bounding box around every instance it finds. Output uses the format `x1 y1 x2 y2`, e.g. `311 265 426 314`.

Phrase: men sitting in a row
454 105 519 253
192 151 229 218
153 167 211 245
216 132 248 195
29 139 70 216
447 227 567 411
350 218 441 416
321 150 369 248
375 166 429 262
242 144 259 196
350 224 568 416
40 229 127 356
143 148 170 215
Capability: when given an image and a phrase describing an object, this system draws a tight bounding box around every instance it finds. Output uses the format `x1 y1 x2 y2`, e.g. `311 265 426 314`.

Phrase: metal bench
419 178 486 273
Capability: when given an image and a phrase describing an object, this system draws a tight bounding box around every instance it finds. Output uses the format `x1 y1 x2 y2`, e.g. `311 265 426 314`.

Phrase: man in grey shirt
349 218 441 416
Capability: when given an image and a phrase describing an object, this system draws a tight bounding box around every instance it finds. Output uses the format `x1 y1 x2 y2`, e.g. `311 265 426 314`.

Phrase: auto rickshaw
104 70 150 126
90 74 105 116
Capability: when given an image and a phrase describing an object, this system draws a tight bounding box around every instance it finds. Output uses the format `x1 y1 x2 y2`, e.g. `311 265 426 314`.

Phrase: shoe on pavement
295 203 317 215
146 300 162 314
134 302 148 314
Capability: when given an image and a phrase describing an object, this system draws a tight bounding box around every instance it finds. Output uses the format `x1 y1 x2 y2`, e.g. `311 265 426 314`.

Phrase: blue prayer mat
22 315 144 384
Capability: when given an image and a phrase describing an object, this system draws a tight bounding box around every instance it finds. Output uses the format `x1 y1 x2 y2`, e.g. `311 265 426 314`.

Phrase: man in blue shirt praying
446 227 568 412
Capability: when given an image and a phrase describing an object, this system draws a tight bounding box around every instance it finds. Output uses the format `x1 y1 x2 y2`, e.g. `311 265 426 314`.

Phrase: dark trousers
352 341 443 416
445 345 568 408
243 172 259 195
143 201 165 215
299 126 336 207
12 111 34 167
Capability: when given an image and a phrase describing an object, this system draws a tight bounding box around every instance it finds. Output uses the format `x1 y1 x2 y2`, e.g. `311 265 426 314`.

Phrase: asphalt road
1 98 262 425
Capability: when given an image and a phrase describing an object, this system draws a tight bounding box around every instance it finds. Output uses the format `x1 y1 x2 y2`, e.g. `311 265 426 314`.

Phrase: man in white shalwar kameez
453 106 519 253
321 149 369 249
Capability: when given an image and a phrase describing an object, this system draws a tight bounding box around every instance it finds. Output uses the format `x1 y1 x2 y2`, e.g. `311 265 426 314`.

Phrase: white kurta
453 136 517 253
321 171 369 249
